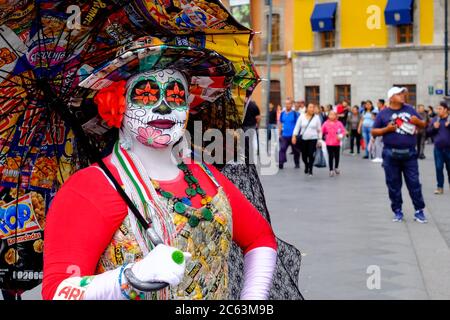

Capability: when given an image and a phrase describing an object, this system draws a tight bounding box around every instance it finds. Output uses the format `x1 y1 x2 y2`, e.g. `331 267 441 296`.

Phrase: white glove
77 244 190 300
131 244 191 286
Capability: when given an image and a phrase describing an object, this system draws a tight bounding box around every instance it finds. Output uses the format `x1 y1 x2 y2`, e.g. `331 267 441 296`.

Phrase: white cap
387 87 408 101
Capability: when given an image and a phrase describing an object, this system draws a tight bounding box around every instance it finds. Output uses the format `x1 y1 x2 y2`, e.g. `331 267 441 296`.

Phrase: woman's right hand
130 244 191 286
291 136 297 145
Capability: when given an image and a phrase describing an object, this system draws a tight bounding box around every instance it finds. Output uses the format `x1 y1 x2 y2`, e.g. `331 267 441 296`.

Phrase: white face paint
122 69 189 149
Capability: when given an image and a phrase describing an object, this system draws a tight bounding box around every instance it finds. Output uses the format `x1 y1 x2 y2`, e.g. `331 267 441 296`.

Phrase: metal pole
445 0 449 96
266 0 273 131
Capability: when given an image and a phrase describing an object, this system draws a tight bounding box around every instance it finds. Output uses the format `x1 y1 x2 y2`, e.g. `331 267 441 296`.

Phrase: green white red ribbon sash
112 141 175 252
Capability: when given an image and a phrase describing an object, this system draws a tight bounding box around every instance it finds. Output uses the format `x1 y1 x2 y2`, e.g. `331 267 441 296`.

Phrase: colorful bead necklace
151 162 215 228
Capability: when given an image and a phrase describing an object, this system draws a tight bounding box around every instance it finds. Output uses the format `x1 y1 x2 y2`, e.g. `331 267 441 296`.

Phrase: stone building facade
292 0 448 108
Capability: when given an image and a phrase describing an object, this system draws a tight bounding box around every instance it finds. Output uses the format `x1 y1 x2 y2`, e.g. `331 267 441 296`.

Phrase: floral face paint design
122 69 189 149
128 73 188 111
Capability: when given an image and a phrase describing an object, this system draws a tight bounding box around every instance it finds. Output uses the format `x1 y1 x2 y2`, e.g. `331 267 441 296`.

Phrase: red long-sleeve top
42 158 277 299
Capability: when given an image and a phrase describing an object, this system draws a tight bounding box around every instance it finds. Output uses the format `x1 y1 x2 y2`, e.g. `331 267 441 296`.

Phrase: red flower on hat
94 80 127 128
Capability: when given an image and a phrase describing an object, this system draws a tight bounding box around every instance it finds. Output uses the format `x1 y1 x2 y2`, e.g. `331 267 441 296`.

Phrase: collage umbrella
0 0 259 295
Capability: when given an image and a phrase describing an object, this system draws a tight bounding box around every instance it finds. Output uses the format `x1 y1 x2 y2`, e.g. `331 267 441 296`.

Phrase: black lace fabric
220 164 304 300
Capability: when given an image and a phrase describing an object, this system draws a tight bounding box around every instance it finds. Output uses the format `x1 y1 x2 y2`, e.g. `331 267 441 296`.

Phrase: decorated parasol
0 0 259 297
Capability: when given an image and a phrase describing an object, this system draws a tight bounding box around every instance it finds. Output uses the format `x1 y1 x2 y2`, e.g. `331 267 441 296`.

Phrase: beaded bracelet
118 263 145 300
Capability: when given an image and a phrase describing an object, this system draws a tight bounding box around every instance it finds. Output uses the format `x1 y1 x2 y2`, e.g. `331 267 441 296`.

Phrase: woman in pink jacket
322 111 347 177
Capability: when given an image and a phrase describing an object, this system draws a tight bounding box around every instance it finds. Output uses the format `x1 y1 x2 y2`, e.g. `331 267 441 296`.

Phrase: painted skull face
123 69 189 149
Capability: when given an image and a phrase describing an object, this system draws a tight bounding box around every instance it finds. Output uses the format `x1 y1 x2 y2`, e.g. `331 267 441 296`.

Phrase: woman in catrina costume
42 37 278 300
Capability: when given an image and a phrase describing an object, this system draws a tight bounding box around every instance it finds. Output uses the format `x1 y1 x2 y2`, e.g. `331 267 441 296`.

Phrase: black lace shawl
220 164 304 300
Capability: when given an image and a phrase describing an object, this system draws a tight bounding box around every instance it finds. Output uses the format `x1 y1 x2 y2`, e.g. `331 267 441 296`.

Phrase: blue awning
310 2 338 32
385 0 414 25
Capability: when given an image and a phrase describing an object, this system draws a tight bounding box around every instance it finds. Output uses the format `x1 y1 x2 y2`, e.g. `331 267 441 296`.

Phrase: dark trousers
416 132 426 157
434 147 450 188
301 139 318 174
350 129 361 154
1 290 21 300
382 148 426 213
279 136 300 166
327 146 341 170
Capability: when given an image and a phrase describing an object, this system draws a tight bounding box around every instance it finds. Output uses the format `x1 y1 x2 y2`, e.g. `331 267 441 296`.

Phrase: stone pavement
260 145 450 300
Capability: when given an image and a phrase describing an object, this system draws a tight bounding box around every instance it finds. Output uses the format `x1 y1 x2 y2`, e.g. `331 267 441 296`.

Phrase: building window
394 84 417 107
267 13 281 52
305 86 320 105
397 24 413 44
335 85 351 105
321 31 335 49
269 80 281 108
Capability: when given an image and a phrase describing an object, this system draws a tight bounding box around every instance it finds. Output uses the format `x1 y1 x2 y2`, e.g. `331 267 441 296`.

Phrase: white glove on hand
81 244 190 300
131 244 191 286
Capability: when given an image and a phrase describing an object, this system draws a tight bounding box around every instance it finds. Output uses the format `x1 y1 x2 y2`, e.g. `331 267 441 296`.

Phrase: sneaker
414 210 428 224
392 211 404 222
419 154 426 160
335 169 340 175
329 171 335 177
279 164 284 170
434 188 444 195
363 155 369 159
371 158 383 163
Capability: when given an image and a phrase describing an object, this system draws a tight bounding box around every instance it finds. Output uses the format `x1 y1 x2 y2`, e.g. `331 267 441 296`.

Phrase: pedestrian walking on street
268 102 278 143
359 100 376 159
315 104 325 124
295 100 306 115
426 101 450 195
359 100 366 114
279 98 300 169
322 111 347 177
372 87 428 223
377 99 386 111
427 105 437 119
337 100 350 127
292 103 323 176
242 99 261 164
321 105 329 123
371 99 386 163
348 105 362 155
416 104 429 159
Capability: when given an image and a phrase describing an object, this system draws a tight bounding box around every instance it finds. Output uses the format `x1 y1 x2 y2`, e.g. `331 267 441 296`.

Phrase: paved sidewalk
260 146 450 300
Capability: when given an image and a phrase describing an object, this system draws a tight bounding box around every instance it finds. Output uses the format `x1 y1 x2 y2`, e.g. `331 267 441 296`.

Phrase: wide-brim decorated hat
79 36 236 112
